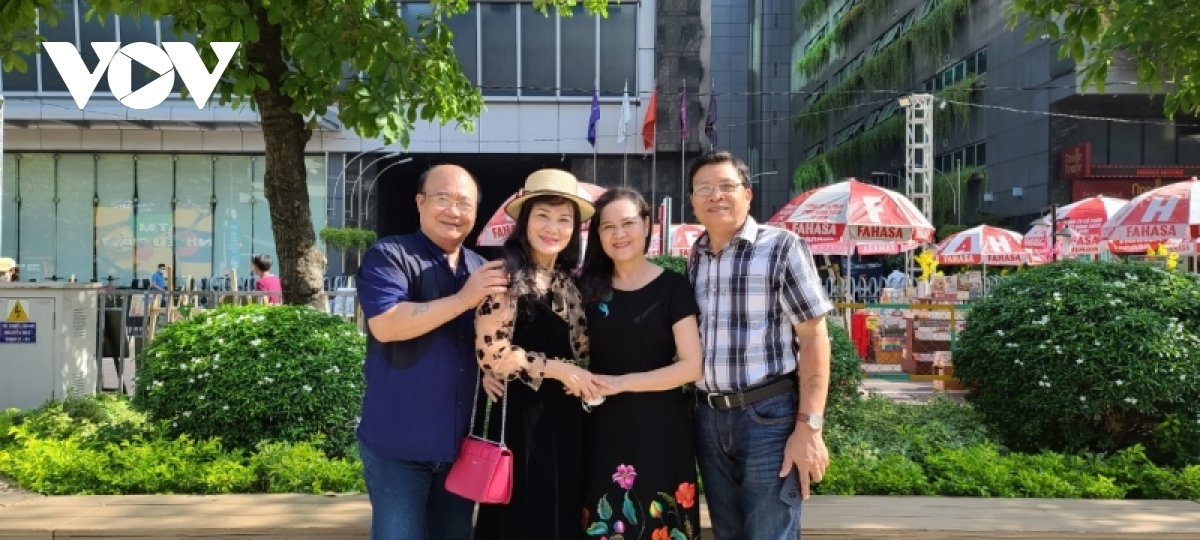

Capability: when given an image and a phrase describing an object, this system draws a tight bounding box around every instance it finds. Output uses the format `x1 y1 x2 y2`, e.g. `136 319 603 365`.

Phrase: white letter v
43 42 120 109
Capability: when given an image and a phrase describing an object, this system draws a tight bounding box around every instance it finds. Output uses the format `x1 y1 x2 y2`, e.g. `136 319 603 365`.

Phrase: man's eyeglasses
692 182 745 198
423 193 475 213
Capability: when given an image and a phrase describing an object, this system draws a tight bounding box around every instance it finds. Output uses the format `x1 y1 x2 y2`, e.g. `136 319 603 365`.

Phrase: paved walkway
3 493 1199 538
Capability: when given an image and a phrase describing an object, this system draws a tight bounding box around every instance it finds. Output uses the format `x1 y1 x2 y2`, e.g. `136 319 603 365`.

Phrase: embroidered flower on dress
612 464 637 490
675 482 696 509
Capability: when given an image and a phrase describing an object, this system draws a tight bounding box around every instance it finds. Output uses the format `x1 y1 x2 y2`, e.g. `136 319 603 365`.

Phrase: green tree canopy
1009 0 1200 117
1 0 608 307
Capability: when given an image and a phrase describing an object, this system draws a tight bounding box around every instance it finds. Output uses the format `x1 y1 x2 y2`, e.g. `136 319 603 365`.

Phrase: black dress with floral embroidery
582 271 701 540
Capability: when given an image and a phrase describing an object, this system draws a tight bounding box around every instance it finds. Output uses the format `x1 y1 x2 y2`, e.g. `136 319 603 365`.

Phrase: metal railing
823 275 1006 303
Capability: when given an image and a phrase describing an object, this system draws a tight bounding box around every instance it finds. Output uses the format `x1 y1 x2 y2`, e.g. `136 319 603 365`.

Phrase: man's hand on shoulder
457 260 509 310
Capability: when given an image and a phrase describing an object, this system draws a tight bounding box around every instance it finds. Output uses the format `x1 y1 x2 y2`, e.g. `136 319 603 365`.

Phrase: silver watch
799 412 824 431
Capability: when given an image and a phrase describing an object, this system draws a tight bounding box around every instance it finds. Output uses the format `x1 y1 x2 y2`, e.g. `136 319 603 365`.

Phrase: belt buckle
706 393 734 410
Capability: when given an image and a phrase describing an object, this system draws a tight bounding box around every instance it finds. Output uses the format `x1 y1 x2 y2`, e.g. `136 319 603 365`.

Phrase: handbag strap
467 367 508 447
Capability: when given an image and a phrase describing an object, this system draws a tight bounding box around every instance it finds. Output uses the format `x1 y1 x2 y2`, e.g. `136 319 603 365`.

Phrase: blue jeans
359 442 475 540
696 391 802 540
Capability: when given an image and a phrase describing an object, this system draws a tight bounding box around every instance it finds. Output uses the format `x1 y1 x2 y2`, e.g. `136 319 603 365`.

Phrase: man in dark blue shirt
356 164 507 540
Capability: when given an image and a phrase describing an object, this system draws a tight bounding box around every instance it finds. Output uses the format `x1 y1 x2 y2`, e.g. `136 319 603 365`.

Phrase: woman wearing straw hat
473 169 612 540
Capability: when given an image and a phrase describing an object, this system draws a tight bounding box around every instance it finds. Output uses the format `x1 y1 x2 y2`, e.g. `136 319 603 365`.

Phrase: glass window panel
599 5 636 97
134 155 174 282
250 157 277 286
976 143 986 165
40 0 78 93
212 156 254 282
306 156 328 254
78 4 118 95
445 5 478 86
174 155 214 285
1109 121 1142 165
560 8 596 97
159 16 197 93
402 2 434 33
520 5 557 96
16 155 55 280
977 50 987 72
1 49 38 91
966 54 977 74
56 154 95 282
97 155 134 286
480 4 517 96
2 155 17 258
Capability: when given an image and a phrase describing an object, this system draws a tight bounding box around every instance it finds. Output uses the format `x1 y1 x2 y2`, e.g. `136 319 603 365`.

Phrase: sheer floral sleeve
474 271 589 390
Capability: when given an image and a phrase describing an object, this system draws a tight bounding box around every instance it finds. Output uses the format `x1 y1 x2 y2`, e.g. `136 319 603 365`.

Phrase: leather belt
702 376 795 411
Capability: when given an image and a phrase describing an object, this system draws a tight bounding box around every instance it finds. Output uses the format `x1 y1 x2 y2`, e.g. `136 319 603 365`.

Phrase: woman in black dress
578 187 705 540
474 170 611 540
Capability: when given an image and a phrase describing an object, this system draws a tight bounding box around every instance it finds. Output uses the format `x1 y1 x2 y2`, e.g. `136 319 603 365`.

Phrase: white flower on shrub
1115 379 1124 386
1055 345 1063 355
1053 292 1062 301
1125 397 1138 405
264 376 274 383
275 363 282 368
996 329 1005 336
179 363 187 370
1125 272 1137 281
1079 396 1086 402
189 377 195 383
222 405 229 411
1014 359 1023 365
182 411 191 417
250 339 262 347
1006 343 1018 348
198 395 205 400
1076 358 1084 365
303 385 313 392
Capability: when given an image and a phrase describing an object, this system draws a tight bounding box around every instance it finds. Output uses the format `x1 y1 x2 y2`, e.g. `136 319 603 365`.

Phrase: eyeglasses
692 182 745 198
423 193 475 213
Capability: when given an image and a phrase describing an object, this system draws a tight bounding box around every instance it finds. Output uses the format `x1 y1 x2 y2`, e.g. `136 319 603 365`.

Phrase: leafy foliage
953 260 1200 466
649 255 688 276
828 324 865 409
134 305 365 455
0 396 364 494
816 395 1200 498
1009 0 1200 117
319 227 378 254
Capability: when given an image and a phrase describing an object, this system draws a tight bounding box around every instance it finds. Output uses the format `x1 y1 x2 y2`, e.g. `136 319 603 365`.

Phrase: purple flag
704 85 717 147
587 86 600 147
680 83 689 142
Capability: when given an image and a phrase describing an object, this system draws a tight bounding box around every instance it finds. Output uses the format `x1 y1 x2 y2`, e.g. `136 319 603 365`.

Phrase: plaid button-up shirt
687 217 833 393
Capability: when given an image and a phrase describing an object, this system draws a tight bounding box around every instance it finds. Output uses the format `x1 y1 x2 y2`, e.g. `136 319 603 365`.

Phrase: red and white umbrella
1101 178 1200 253
477 182 608 246
937 225 1033 266
767 178 934 255
1024 196 1127 255
649 224 705 257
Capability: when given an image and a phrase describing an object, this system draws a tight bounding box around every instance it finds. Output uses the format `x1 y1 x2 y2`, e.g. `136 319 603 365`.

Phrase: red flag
642 86 658 151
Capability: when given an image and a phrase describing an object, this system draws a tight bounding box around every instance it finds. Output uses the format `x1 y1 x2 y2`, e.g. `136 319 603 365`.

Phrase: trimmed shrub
134 305 365 455
954 260 1200 465
649 255 688 275
829 324 864 408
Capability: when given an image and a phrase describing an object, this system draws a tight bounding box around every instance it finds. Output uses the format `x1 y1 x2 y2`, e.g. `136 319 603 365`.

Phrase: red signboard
1061 143 1091 179
1071 178 1189 200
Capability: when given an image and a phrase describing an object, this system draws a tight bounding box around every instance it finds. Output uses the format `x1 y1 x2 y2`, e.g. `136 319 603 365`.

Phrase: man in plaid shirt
686 150 834 539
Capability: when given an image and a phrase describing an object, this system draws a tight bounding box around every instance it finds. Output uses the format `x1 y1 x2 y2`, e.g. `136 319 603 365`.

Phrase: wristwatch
797 412 824 431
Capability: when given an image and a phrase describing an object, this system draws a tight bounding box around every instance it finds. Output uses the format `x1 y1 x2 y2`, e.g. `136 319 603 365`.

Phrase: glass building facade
1 153 327 286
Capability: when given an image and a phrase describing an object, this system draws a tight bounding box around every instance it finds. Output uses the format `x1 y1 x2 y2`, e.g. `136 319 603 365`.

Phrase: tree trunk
248 7 326 309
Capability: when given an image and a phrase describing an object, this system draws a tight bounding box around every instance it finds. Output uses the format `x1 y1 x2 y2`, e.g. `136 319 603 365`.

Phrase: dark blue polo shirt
355 231 486 463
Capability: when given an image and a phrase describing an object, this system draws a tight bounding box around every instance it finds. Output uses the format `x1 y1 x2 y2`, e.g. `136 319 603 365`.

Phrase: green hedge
0 396 362 495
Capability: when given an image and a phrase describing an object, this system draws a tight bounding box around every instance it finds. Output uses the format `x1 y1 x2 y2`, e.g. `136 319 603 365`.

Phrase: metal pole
362 157 414 226
902 94 934 275
332 146 389 227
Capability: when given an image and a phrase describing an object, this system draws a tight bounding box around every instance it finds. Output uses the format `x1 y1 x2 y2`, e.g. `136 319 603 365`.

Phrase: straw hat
505 169 596 221
0 258 14 273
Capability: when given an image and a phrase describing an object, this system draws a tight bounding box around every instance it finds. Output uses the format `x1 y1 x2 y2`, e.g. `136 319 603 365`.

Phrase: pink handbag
445 373 512 504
